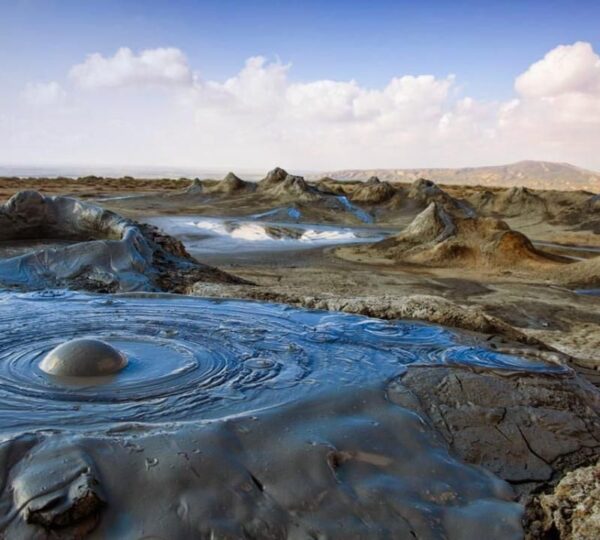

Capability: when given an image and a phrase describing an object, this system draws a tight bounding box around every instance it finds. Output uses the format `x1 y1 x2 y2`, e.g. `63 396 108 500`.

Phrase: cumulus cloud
183 59 479 167
190 58 458 134
4 41 600 171
69 47 192 89
21 81 66 106
515 41 600 97
494 41 600 167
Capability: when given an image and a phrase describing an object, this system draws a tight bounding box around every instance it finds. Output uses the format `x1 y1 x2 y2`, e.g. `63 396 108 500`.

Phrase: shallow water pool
145 216 388 255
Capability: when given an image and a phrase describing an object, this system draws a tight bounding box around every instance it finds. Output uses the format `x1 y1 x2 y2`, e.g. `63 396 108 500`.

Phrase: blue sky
3 0 599 98
1 0 599 170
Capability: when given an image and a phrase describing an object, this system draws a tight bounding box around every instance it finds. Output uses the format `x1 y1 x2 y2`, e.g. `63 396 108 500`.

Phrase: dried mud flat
0 172 598 539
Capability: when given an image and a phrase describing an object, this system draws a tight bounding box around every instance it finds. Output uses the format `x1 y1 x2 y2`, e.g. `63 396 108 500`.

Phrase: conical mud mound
384 178 475 218
361 202 563 268
205 172 255 195
471 186 549 218
350 176 397 204
185 178 204 195
258 167 321 201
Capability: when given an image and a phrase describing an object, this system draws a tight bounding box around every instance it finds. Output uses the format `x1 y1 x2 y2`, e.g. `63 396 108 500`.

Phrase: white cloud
515 42 600 98
494 42 600 166
69 47 192 89
3 42 600 171
21 81 66 106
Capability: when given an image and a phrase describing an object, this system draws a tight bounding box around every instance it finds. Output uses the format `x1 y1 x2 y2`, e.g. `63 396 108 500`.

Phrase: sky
1 0 599 172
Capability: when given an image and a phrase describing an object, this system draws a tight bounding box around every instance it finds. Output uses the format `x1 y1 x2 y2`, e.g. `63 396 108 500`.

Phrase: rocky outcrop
350 176 397 204
530 460 600 539
366 202 563 268
390 366 600 497
204 172 255 195
471 186 549 219
258 167 321 201
0 191 242 292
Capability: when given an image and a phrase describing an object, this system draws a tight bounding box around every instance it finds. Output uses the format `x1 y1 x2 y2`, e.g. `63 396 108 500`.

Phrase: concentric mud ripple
0 291 567 431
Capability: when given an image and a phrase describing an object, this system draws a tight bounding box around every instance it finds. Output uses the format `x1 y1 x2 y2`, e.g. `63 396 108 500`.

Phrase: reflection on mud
146 215 388 255
0 290 566 432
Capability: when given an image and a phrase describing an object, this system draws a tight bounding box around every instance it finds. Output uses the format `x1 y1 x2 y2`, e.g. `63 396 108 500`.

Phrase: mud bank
0 291 593 538
1 387 524 539
0 191 241 292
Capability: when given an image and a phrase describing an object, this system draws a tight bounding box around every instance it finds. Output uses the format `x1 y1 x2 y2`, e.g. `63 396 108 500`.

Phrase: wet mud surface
0 291 585 538
1 387 526 539
0 290 566 433
0 178 597 538
144 215 389 260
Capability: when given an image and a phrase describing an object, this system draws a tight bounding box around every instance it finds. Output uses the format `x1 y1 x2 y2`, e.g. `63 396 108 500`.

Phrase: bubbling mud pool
0 289 567 433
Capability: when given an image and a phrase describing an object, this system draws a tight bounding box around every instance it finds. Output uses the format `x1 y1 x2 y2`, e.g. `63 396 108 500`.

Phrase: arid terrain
32 167 597 371
2 169 599 374
317 160 600 191
0 167 599 539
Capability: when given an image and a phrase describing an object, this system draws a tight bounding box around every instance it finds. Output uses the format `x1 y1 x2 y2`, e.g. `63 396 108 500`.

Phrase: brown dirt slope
350 202 566 269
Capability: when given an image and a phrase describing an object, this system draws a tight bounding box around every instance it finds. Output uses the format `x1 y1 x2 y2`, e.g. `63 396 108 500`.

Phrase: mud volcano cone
40 338 128 377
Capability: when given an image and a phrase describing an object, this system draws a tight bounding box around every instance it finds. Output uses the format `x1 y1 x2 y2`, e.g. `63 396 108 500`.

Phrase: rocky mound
204 172 255 195
529 460 600 539
350 176 397 204
0 191 242 292
385 178 475 218
470 186 548 219
184 178 204 195
363 202 562 268
550 256 600 287
258 167 321 201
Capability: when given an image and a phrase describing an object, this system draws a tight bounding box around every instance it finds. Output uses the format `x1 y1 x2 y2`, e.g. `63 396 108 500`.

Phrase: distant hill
316 161 600 192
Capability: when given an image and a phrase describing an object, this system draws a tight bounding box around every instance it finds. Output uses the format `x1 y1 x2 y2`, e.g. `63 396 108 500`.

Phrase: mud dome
40 338 128 377
0 290 581 538
0 191 239 292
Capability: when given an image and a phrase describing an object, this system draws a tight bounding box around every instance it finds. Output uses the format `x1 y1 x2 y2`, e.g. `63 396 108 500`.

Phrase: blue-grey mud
0 177 598 539
145 215 389 259
0 289 581 539
0 290 567 432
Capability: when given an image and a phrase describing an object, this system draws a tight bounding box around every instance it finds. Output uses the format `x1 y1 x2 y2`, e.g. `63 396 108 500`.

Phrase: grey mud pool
0 288 574 539
0 289 566 432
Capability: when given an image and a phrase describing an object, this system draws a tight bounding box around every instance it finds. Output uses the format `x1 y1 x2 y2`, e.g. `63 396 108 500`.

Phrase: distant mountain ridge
316 161 600 192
